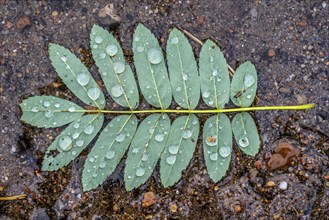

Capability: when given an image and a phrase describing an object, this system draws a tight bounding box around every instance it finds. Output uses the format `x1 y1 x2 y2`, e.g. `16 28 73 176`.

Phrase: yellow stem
0 194 26 201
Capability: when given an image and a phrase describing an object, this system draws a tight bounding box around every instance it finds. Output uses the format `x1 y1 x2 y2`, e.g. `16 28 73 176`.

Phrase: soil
0 0 328 219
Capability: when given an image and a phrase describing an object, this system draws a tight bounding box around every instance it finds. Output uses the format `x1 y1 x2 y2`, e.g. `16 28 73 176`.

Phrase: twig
0 194 26 201
22 184 47 206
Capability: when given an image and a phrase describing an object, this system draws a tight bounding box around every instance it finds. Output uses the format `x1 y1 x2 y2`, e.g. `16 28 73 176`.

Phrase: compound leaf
90 25 139 109
20 96 84 128
232 112 260 156
160 114 199 187
199 40 230 109
49 43 105 109
42 114 104 171
82 115 137 191
133 24 172 109
203 114 232 182
124 114 170 191
166 28 200 109
230 61 257 107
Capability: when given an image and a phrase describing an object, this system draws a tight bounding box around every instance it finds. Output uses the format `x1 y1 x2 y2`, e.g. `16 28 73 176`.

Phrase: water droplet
210 56 214 62
202 91 210 98
206 135 218 146
44 110 54 118
238 136 249 148
99 161 106 168
136 168 145 177
89 157 95 163
106 44 118 56
31 107 39 112
92 173 97 178
72 132 79 139
134 36 140 41
68 106 75 112
61 56 67 62
76 73 90 87
95 36 103 44
155 134 164 142
55 103 60 108
168 145 179 154
99 53 106 59
73 123 80 129
219 145 231 157
132 148 139 154
58 136 72 151
166 155 176 165
212 69 218 76
148 127 155 134
113 62 125 74
208 100 214 105
93 44 98 49
141 154 149 161
72 151 77 156
210 152 218 161
176 87 182 92
115 133 125 142
111 85 124 97
182 73 188 81
106 150 115 159
192 119 198 125
87 87 101 100
171 37 179 44
76 140 84 147
182 129 192 139
147 48 163 64
137 46 144 52
43 101 50 107
84 124 95 134
246 94 252 99
244 74 255 88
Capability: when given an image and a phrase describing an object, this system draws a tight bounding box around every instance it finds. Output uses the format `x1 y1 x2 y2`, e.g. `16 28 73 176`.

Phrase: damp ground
0 1 328 219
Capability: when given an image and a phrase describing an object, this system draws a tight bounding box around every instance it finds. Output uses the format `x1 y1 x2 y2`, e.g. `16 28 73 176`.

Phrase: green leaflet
90 25 139 109
203 114 232 182
124 114 171 191
19 96 84 128
49 43 106 109
42 114 104 171
82 115 137 191
230 61 257 107
232 112 260 156
133 24 172 109
166 28 200 109
199 40 230 109
160 114 199 187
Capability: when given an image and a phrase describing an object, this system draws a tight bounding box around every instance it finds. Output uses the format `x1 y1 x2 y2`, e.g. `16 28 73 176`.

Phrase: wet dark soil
0 0 328 219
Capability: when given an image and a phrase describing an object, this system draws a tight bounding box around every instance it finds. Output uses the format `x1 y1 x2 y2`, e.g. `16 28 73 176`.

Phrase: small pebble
295 94 307 104
299 20 308 28
267 49 276 58
278 181 288 190
171 203 178 213
52 11 58 17
16 15 31 31
142 191 157 208
267 181 276 187
235 204 242 213
279 87 291 94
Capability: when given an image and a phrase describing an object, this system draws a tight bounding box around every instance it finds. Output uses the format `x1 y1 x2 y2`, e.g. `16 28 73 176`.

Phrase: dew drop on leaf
106 44 118 56
176 87 182 92
76 140 84 147
202 91 210 98
210 152 218 161
219 145 231 158
206 135 218 146
99 161 106 168
166 155 176 165
72 132 79 139
148 127 155 134
244 74 255 88
136 168 145 177
212 69 218 76
141 154 149 161
137 46 144 52
61 56 67 62
87 87 101 100
68 106 76 112
182 73 188 81
168 145 179 154
84 124 95 134
73 123 80 129
55 103 60 108
95 36 103 44
58 136 73 151
89 157 95 162
31 107 38 113
171 37 179 44
72 151 77 156
238 136 250 148
99 53 106 59
43 101 50 107
44 110 54 118
147 48 163 64
182 129 192 139
111 85 124 98
192 119 198 125
115 133 125 142
106 150 115 159
155 134 164 142
113 61 125 74
246 94 252 99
